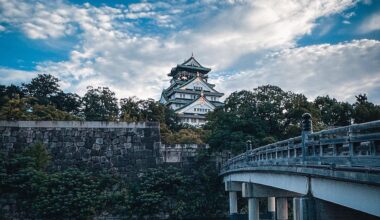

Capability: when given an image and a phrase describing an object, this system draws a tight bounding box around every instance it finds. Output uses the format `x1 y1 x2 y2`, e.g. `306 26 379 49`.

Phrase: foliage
120 97 180 130
22 74 60 105
0 97 79 121
181 150 227 218
82 86 119 121
50 91 82 115
1 74 82 117
206 86 380 154
20 74 82 115
23 142 51 170
353 94 380 123
0 84 25 107
132 166 188 219
0 146 127 219
119 97 208 144
131 155 226 219
162 127 208 144
206 85 318 153
314 95 353 127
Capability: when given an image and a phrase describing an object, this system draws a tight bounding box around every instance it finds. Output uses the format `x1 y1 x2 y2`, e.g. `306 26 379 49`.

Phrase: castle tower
160 55 224 126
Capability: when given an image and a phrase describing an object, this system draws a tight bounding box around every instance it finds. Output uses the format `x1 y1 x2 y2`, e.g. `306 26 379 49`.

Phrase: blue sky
0 0 379 103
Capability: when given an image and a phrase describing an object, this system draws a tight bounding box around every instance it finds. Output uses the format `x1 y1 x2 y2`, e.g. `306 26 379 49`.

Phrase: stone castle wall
0 121 161 178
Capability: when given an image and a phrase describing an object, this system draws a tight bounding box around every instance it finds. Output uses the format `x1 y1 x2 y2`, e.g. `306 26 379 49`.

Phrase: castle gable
176 96 215 115
179 76 217 93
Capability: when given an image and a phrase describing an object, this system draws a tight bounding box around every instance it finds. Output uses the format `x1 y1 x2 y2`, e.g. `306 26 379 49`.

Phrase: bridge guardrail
221 114 380 175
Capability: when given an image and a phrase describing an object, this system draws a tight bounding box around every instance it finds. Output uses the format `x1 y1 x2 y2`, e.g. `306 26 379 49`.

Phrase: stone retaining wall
0 121 161 178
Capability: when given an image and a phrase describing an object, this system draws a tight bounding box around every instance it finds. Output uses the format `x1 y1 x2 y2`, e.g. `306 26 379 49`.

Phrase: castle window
194 86 202 91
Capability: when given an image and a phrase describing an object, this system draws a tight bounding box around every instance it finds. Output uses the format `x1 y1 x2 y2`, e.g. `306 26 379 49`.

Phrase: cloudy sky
0 0 379 103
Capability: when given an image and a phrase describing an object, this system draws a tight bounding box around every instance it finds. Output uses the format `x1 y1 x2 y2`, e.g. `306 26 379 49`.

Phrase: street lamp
246 140 252 151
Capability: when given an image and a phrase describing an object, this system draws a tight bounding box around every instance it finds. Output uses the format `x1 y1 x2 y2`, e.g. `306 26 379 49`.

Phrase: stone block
65 152 73 159
93 144 101 151
112 138 119 145
100 156 108 163
8 137 17 143
96 138 103 144
4 143 13 150
106 150 113 157
2 129 11 136
124 143 132 149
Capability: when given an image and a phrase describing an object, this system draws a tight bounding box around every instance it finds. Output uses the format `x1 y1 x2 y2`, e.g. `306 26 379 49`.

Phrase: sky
0 0 379 103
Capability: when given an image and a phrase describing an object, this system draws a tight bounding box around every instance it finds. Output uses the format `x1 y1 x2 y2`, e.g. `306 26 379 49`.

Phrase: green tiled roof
169 56 211 76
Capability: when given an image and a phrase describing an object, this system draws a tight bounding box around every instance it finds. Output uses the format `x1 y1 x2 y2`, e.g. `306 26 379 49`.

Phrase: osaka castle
160 55 224 126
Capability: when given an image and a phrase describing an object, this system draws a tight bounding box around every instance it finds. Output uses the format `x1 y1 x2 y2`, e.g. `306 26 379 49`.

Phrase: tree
50 92 82 115
23 142 51 170
23 74 60 105
207 85 324 153
207 85 293 153
0 97 79 121
352 94 380 123
182 150 227 218
82 87 119 121
120 97 179 129
313 95 353 127
0 84 25 107
0 148 127 219
132 166 189 219
120 96 141 122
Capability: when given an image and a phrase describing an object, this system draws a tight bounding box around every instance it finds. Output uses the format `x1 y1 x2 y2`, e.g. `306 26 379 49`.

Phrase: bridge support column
225 182 242 217
268 197 275 220
293 197 316 220
276 198 288 220
229 191 238 215
242 183 260 220
248 198 259 220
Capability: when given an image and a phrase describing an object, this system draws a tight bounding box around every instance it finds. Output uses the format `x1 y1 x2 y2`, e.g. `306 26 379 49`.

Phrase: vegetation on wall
0 143 225 219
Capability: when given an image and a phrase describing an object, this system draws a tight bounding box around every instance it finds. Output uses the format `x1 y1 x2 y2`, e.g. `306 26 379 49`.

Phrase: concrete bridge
220 114 380 220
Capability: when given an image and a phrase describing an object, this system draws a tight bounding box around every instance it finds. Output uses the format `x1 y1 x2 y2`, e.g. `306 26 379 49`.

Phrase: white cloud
2 0 379 104
214 39 380 103
359 12 380 33
0 0 77 39
0 24 5 31
0 68 37 84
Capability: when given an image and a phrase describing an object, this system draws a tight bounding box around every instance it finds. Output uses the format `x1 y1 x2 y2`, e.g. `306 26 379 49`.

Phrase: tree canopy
206 85 380 153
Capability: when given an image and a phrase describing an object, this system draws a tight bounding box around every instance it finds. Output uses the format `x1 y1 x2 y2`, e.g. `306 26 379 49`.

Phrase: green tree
23 74 60 105
0 84 25 107
0 97 79 121
182 150 227 218
207 85 323 153
132 166 189 219
120 96 141 122
120 97 180 130
353 94 380 123
50 91 82 115
82 86 119 121
0 149 127 219
314 95 353 127
23 142 51 170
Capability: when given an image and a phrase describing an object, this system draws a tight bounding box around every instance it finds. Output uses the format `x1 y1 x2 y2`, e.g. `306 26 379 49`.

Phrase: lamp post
246 140 252 151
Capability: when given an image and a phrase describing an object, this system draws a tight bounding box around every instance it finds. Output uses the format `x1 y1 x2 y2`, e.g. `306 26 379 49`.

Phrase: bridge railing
221 115 380 174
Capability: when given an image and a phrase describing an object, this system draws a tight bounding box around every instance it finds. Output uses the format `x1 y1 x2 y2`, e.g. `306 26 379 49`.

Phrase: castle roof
168 55 211 76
